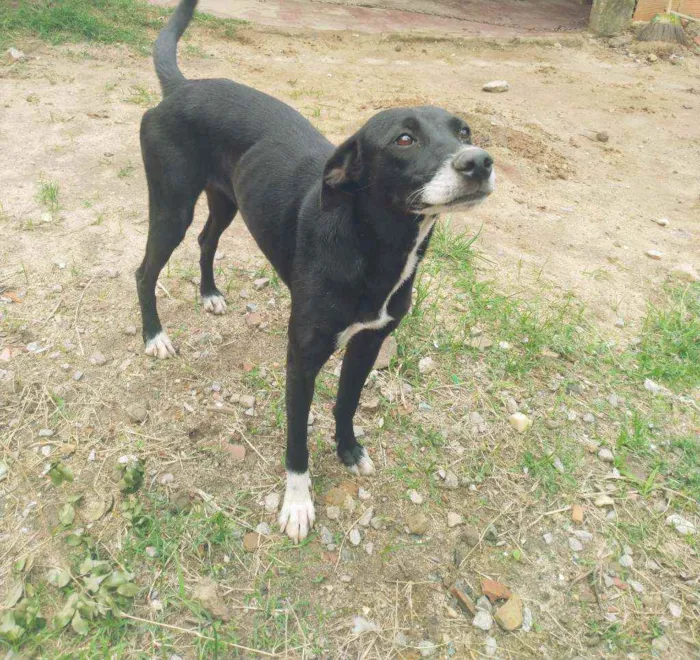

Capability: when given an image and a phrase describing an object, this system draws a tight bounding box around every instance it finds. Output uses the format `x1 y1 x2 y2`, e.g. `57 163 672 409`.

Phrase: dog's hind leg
136 193 197 359
198 188 237 315
333 329 395 476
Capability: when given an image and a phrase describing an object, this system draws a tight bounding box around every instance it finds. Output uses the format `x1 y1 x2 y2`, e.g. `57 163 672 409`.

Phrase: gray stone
482 80 509 93
319 526 333 546
417 640 437 657
569 537 584 552
473 610 493 631
598 448 614 463
590 0 635 37
476 596 492 613
484 636 498 657
618 554 633 568
349 528 362 546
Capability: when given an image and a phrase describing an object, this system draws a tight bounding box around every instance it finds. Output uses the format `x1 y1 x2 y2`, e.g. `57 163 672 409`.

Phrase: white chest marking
336 217 436 349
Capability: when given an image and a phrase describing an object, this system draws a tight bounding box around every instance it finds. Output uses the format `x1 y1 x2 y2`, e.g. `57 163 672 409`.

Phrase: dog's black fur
137 0 494 541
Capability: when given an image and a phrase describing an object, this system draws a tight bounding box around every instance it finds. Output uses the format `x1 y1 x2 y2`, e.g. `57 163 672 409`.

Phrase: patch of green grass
117 162 135 178
0 0 246 51
0 0 165 50
628 284 700 392
125 84 157 107
660 436 700 502
37 179 60 213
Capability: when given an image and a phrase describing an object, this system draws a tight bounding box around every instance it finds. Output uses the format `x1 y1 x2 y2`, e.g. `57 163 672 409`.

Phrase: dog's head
322 107 495 214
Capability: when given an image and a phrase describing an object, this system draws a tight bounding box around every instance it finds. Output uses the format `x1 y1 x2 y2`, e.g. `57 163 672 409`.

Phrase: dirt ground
1 16 699 660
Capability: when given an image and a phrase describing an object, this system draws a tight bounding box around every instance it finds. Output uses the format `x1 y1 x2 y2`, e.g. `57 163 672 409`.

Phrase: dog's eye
458 127 470 140
395 134 415 147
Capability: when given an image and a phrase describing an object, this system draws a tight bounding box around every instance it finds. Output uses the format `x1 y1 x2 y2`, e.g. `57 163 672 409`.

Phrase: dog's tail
153 0 198 97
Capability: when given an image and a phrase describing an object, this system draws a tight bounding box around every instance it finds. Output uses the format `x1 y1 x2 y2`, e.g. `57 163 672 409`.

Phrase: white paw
202 293 227 315
279 471 315 543
144 332 176 359
346 448 375 477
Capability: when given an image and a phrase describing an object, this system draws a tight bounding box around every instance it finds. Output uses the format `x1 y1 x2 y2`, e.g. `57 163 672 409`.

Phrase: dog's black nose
452 148 493 181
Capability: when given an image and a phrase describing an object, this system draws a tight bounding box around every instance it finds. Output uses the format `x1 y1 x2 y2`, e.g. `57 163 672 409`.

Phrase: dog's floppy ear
321 137 364 212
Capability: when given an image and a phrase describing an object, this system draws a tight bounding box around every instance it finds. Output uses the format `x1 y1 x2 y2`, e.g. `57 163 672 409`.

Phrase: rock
666 514 696 536
409 490 424 505
543 532 553 545
246 302 258 313
407 512 429 535
522 606 533 632
573 530 593 543
7 47 26 62
651 636 670 654
481 579 511 603
242 532 261 552
618 554 633 568
73 371 84 382
614 318 625 328
652 217 669 227
89 351 107 366
628 579 644 593
124 325 137 336
326 506 341 520
264 492 280 513
668 602 682 618
590 0 635 37
358 487 371 500
569 537 584 552
572 504 584 524
472 610 493 631
447 512 463 528
484 524 498 544
647 53 658 63
349 528 362 546
126 403 147 424
552 457 565 473
598 448 614 463
505 398 518 414
160 473 174 485
645 249 662 260
418 356 436 374
670 263 700 283
417 640 437 657
595 131 609 143
583 413 595 424
145 546 158 558
0 462 9 482
253 277 270 290
370 516 383 530
482 80 509 93
609 34 632 47
476 596 492 613
319 526 334 546
494 594 523 631
239 394 256 409
450 584 477 615
245 312 262 327
255 522 271 536
468 335 493 350
38 428 54 438
361 397 380 412
442 471 459 490
224 444 246 463
462 527 480 547
193 578 230 620
508 412 532 433
374 336 397 370
484 636 498 657
418 401 432 412
595 494 615 508
358 507 374 527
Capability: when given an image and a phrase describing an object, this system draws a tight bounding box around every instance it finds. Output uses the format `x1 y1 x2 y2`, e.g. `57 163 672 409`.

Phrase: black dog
137 0 495 542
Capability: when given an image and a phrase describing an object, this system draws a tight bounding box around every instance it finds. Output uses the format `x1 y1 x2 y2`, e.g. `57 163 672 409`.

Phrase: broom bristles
637 13 691 45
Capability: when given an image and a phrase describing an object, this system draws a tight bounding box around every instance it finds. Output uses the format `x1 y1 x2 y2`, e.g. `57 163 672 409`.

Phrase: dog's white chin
417 192 492 216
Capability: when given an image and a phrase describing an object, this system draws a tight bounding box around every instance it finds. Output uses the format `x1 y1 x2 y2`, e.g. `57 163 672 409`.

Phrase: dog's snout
452 148 493 182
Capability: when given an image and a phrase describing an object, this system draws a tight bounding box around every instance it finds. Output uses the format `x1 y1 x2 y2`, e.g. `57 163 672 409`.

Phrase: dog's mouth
411 188 493 214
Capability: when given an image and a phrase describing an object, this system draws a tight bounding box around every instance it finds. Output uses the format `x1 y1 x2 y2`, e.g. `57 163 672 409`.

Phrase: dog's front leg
279 330 332 543
334 328 396 476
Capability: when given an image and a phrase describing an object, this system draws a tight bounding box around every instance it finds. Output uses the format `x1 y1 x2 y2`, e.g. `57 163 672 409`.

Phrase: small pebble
484 637 498 657
447 512 463 528
264 492 280 514
508 412 532 433
472 610 494 631
326 506 341 520
668 602 682 618
543 532 553 545
645 249 662 260
255 522 271 536
598 448 614 463
124 325 137 336
418 356 436 374
349 528 362 546
409 490 424 505
652 217 669 227
482 80 509 93
569 537 584 552
618 554 633 568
